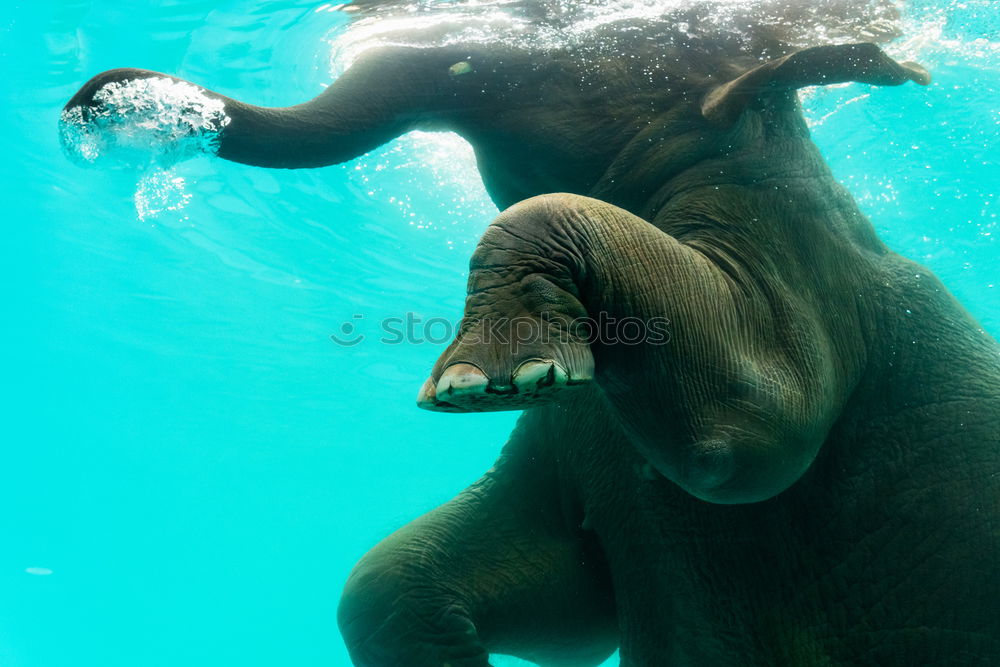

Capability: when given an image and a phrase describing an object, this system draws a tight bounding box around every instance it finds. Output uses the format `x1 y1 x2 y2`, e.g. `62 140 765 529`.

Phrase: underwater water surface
1 1 997 666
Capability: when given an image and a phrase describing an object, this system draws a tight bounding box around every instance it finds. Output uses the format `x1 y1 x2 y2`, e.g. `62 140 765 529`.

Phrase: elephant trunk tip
59 69 231 169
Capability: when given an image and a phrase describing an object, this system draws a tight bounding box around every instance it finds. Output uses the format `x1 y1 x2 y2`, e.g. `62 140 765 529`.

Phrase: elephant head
60 0 912 194
59 0 931 506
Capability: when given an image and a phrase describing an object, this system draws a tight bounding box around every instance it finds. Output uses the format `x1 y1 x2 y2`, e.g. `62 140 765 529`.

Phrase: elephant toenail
512 360 568 391
416 376 437 409
436 363 489 400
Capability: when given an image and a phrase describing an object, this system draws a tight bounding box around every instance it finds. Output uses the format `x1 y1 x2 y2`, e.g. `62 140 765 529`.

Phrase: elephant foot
417 316 595 413
417 196 606 413
418 357 591 412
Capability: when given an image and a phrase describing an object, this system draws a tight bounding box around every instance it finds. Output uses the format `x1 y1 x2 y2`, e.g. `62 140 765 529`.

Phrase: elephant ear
702 42 931 125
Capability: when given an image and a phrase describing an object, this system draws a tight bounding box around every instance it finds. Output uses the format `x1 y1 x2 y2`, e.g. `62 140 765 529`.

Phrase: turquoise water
1 2 997 666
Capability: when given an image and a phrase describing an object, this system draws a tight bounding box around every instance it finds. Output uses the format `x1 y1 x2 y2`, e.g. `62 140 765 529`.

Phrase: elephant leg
419 193 843 504
337 415 618 667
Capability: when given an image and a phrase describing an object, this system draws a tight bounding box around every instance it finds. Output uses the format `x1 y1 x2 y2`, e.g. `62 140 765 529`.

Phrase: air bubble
134 168 194 222
59 77 231 171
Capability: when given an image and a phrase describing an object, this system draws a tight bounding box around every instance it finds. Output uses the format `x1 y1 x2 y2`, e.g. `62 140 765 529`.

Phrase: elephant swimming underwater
62 1 1000 664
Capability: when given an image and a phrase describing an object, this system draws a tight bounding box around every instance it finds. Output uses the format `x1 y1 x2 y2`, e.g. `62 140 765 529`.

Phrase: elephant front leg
420 193 843 504
337 422 618 667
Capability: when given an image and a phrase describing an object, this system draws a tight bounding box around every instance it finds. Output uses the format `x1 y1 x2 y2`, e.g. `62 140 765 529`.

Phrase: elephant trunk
59 61 419 170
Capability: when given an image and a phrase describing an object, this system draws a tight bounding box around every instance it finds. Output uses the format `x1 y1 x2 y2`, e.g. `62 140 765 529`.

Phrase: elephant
61 1 1000 664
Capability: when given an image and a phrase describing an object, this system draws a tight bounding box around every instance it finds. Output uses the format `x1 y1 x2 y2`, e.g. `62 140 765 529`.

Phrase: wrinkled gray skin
64 3 1000 664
